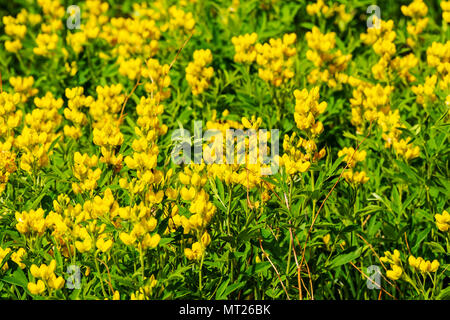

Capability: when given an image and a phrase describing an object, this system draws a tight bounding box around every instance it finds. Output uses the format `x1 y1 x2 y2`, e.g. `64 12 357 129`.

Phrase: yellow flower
28 280 46 295
201 231 211 247
11 248 26 269
323 234 331 246
186 49 214 95
119 232 136 246
142 233 160 249
96 237 113 253
419 260 431 273
0 247 11 271
386 265 402 280
435 210 449 232
184 241 204 260
180 186 196 201
430 260 440 272
75 238 93 253
48 274 65 290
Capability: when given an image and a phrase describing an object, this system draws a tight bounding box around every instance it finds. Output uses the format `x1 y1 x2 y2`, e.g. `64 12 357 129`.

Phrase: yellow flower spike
113 291 120 300
28 280 46 295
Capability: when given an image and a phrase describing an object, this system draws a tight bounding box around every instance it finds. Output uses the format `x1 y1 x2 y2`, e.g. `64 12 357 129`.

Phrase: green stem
94 252 107 298
139 242 145 283
198 253 205 294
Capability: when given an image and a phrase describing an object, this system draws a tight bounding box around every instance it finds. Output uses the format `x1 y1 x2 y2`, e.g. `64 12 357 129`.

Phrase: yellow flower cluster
122 95 166 194
231 33 258 64
338 147 369 184
293 87 327 136
435 210 449 232
408 255 439 273
401 0 429 47
390 53 419 83
186 49 214 95
167 5 196 33
15 92 63 172
28 260 65 295
0 92 22 138
31 0 64 56
118 203 161 250
11 248 26 269
177 165 215 260
15 208 47 235
130 275 158 300
377 110 420 161
306 0 353 27
34 33 59 56
64 87 93 139
426 41 450 91
65 61 78 76
89 84 125 125
279 87 327 176
93 120 124 166
141 59 171 102
0 247 11 271
350 83 393 133
0 150 17 194
279 133 314 176
305 27 351 88
255 33 296 87
102 18 159 78
442 1 450 23
0 247 26 271
3 11 27 53
411 75 437 107
72 152 102 195
360 19 396 80
9 76 38 103
65 0 109 55
380 249 403 281
201 114 276 197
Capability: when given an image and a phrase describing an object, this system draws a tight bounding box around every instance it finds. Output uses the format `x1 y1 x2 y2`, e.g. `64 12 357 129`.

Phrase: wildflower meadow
0 0 449 301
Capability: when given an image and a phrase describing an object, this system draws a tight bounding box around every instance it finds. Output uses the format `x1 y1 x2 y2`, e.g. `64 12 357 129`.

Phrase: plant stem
94 252 107 298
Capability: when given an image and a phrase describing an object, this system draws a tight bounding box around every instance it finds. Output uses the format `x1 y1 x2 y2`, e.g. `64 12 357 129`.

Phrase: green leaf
215 278 230 299
222 281 246 298
424 242 447 255
327 246 365 268
436 286 450 300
